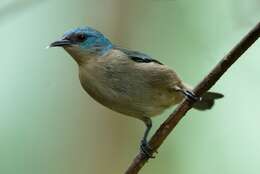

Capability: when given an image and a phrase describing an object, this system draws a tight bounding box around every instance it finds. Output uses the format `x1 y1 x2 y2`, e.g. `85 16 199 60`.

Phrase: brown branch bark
125 22 260 174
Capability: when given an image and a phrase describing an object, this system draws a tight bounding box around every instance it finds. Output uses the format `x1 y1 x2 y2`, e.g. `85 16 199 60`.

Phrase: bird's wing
115 47 163 65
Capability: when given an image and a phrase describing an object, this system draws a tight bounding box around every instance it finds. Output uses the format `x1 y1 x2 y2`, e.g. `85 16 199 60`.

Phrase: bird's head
50 27 113 64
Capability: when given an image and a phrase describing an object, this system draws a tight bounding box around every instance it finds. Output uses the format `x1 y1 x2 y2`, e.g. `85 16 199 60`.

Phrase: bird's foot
183 90 201 102
173 86 201 102
140 140 156 159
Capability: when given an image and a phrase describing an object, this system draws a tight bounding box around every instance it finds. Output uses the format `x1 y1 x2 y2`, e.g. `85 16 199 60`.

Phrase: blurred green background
1 0 260 174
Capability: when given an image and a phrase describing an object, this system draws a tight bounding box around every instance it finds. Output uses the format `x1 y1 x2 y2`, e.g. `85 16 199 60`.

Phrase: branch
125 22 260 174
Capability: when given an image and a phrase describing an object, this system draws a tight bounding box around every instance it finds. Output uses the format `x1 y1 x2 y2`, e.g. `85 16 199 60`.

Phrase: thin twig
125 22 260 174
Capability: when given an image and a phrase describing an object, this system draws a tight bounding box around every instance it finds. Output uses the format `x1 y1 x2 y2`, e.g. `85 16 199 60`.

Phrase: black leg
173 86 201 102
140 117 155 158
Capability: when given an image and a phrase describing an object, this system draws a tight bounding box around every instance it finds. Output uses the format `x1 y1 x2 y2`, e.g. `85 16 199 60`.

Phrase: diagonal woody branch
125 22 260 174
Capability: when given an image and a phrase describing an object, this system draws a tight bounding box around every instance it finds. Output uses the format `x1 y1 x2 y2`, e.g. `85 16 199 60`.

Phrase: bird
49 26 223 158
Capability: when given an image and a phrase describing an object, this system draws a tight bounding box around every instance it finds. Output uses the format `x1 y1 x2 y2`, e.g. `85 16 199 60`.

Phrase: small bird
49 27 223 158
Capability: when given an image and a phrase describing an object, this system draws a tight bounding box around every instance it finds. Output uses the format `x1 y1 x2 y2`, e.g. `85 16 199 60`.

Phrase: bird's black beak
49 39 74 47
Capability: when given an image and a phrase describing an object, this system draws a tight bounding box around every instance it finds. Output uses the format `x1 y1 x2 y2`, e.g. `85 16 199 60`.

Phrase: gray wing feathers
115 47 163 65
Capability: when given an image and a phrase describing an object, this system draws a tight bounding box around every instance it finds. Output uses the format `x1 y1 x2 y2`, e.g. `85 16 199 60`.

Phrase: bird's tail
193 92 224 110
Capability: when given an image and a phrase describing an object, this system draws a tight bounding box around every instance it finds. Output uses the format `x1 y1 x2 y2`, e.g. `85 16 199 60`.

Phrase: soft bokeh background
1 0 260 174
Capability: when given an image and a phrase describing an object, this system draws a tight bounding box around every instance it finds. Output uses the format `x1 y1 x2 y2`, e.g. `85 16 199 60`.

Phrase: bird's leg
173 86 201 102
140 117 155 159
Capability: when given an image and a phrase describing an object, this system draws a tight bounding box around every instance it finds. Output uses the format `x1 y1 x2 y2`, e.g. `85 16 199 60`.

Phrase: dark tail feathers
193 92 224 110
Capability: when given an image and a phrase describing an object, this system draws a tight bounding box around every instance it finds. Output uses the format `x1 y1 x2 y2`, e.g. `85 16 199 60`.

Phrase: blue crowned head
50 27 113 63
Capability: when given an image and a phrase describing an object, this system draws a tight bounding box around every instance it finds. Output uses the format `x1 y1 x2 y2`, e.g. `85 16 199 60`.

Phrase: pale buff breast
78 49 184 118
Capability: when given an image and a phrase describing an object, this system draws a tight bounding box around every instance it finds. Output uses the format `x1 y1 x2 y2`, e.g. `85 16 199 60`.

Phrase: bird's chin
63 45 81 54
64 45 79 55
63 44 78 49
63 46 91 65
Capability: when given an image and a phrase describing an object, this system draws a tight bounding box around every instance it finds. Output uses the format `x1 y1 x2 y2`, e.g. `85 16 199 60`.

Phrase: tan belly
80 76 181 118
78 54 184 118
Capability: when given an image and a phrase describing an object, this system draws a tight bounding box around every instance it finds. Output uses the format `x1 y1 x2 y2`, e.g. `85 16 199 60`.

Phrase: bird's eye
76 33 86 42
